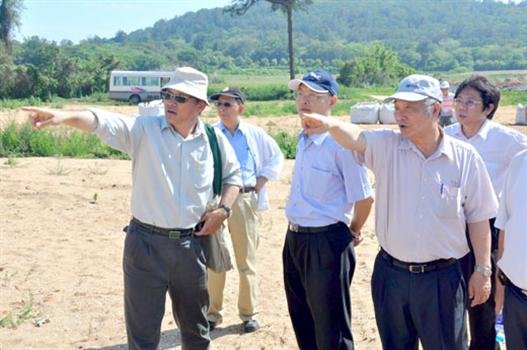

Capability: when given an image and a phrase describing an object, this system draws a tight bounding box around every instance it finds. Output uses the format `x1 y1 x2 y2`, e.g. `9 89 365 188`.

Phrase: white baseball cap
440 81 450 89
385 74 443 103
161 67 209 104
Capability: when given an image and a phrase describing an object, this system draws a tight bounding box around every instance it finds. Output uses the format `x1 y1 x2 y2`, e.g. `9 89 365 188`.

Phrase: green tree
338 43 414 87
0 0 24 52
225 0 312 79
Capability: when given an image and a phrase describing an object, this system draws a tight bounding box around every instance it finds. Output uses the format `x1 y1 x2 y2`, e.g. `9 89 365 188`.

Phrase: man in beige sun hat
23 66 242 350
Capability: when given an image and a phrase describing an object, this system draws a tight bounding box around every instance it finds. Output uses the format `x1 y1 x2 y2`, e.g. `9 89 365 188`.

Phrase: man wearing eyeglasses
206 87 284 333
300 74 499 349
283 69 374 349
23 67 242 350
444 75 527 350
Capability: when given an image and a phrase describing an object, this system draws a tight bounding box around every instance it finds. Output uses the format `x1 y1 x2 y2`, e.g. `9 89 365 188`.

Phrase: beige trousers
207 192 260 323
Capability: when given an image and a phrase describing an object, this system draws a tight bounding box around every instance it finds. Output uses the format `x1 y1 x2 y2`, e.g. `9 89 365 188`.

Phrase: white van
109 70 175 104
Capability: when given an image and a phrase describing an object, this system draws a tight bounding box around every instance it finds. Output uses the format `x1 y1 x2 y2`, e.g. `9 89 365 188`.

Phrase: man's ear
329 95 338 108
238 103 245 115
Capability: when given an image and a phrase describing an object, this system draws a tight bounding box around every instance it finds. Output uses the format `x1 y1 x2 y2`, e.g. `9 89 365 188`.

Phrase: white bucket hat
385 74 442 103
162 67 209 105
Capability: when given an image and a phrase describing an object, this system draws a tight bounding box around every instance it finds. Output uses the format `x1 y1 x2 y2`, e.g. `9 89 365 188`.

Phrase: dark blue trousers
503 281 527 350
123 220 210 350
459 218 499 350
282 222 355 350
371 252 468 350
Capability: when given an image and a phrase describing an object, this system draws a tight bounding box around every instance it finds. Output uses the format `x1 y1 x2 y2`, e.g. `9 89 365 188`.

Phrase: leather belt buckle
289 223 299 232
168 230 183 239
409 264 426 273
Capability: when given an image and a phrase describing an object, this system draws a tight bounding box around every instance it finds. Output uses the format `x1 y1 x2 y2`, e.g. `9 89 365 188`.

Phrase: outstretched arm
23 107 98 132
301 112 366 153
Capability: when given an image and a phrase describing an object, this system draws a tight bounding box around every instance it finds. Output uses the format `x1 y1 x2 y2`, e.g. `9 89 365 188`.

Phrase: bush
0 121 128 159
273 131 297 159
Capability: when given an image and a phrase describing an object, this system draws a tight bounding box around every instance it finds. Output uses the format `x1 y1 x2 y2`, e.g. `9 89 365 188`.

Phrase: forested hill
104 0 527 72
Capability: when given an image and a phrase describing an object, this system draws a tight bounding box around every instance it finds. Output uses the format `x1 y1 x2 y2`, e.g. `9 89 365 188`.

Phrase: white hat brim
384 92 429 103
162 82 209 105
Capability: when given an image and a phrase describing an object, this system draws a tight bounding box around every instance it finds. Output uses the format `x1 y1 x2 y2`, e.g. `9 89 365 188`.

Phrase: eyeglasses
294 91 329 102
160 91 191 103
215 101 237 108
454 98 482 109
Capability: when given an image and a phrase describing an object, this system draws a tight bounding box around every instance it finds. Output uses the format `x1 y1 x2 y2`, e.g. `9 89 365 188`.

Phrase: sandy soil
0 105 525 349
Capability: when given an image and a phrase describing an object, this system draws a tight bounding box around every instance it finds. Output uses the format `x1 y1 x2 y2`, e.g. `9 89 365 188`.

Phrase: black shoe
208 320 216 331
243 319 260 333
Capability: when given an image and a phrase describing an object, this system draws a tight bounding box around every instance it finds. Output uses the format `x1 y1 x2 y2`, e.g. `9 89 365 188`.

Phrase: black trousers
459 218 499 350
371 252 468 350
503 281 527 349
282 222 355 350
123 220 210 350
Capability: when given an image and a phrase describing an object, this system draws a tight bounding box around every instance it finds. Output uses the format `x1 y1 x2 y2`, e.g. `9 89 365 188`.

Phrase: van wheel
129 94 141 104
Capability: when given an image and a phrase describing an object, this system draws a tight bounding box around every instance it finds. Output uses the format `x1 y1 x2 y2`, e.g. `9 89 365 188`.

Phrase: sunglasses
160 91 191 103
215 101 237 108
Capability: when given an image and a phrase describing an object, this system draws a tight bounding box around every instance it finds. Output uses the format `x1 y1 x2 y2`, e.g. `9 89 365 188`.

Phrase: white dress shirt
495 149 527 290
358 129 498 262
445 120 527 197
91 108 242 229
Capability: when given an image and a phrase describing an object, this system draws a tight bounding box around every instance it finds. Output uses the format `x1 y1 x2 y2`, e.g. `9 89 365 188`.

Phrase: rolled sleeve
89 108 138 156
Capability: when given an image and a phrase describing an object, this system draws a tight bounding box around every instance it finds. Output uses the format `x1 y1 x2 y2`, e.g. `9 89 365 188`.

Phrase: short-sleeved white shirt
495 149 527 290
358 129 498 262
445 120 527 197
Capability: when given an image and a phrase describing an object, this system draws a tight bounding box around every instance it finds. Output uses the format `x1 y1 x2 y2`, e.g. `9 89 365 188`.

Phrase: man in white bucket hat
23 66 242 349
300 74 498 349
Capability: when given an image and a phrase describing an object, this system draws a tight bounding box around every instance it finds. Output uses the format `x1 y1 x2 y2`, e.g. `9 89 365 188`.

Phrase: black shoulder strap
204 123 222 196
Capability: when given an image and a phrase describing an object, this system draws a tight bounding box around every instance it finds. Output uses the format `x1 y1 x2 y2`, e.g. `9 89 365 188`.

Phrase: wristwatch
475 265 492 277
219 204 232 218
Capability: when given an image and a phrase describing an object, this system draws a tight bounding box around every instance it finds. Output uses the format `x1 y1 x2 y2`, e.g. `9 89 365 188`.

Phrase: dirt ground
0 105 525 349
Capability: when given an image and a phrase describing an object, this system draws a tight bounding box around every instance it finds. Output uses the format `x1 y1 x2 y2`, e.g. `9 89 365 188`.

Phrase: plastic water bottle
495 313 505 346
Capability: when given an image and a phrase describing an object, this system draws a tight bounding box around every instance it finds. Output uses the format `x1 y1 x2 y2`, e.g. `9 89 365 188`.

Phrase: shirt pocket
433 183 462 219
304 166 335 202
189 149 213 192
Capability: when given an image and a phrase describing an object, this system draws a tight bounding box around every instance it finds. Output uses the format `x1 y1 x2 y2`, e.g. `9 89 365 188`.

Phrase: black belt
131 217 194 239
288 222 340 233
380 248 457 273
240 186 256 193
499 271 527 295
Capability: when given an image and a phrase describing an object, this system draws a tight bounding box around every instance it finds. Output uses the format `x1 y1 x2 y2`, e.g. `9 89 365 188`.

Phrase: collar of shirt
300 131 329 147
450 119 491 141
398 129 455 161
219 119 246 136
161 117 206 139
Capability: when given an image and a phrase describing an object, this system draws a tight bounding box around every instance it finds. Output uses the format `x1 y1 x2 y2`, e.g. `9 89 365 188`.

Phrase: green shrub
273 131 297 159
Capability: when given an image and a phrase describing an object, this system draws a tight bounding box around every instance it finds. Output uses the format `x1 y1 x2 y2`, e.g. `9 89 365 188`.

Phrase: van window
161 77 171 86
113 76 122 86
141 77 160 86
125 77 141 86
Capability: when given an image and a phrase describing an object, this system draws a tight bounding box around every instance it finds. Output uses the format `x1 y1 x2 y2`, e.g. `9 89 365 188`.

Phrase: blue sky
16 0 232 43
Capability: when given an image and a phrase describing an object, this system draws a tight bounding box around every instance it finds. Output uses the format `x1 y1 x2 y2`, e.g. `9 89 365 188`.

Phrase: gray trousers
124 220 210 350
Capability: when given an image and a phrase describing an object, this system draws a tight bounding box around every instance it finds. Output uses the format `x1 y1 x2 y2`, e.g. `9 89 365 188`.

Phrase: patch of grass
4 156 18 167
273 131 297 159
0 295 42 329
46 159 72 176
0 121 129 159
501 90 527 106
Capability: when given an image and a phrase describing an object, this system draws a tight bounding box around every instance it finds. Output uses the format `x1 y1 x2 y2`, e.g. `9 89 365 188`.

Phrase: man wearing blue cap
284 69 374 349
300 74 499 349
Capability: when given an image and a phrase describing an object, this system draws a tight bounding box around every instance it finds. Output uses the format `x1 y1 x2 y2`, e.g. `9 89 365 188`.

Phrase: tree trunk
286 5 295 80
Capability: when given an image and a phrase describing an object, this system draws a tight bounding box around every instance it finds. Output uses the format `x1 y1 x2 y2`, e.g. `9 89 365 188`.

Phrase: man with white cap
439 80 455 126
283 69 374 349
23 66 242 350
206 87 284 333
301 74 498 349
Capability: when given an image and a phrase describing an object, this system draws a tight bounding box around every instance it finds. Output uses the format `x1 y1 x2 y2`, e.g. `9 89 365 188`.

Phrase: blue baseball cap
288 69 339 96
